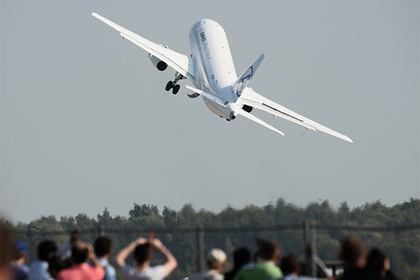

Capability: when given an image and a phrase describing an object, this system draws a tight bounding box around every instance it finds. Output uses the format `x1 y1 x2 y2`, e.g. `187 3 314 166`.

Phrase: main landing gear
165 73 185 95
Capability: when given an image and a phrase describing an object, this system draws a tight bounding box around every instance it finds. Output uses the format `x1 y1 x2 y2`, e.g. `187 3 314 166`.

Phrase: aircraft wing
92 13 195 81
238 87 353 143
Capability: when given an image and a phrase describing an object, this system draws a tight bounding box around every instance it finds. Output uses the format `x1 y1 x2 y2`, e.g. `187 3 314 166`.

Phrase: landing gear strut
165 73 185 95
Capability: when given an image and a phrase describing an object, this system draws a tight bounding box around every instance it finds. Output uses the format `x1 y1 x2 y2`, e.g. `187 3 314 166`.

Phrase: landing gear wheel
165 81 173 91
172 84 180 95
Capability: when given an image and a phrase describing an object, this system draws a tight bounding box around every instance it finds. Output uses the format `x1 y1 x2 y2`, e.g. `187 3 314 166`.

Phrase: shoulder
56 268 72 280
120 265 166 280
341 268 382 280
148 265 166 279
191 270 223 280
282 275 297 280
207 269 224 280
255 262 282 277
89 264 105 278
104 264 116 279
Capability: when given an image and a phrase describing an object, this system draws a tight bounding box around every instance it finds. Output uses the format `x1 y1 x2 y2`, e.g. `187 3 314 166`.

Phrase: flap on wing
238 109 284 136
239 87 353 143
92 13 195 81
240 88 316 131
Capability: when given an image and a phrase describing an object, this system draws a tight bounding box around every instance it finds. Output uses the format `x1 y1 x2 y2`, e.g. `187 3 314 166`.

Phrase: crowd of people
1 223 399 280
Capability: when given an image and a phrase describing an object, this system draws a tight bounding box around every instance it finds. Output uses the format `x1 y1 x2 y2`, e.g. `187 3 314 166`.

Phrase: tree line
4 198 419 280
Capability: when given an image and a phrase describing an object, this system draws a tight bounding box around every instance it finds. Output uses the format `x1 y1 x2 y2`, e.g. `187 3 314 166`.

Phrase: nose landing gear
165 73 185 95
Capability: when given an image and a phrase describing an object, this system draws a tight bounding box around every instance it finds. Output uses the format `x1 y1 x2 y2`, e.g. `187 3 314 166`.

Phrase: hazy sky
1 1 418 223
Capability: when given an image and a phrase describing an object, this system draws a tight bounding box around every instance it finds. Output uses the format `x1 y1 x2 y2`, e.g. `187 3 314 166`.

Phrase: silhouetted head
280 254 300 275
260 241 280 263
232 247 251 269
206 248 227 271
340 236 365 268
48 255 66 278
94 236 112 258
367 248 389 276
133 243 152 265
71 242 89 264
12 241 27 261
37 240 57 261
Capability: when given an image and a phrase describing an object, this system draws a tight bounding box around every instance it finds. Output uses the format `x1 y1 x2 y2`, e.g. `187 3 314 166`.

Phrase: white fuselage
189 19 239 120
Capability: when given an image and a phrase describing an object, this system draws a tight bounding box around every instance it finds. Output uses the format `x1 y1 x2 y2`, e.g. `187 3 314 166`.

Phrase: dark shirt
224 269 239 280
340 268 382 280
384 270 399 280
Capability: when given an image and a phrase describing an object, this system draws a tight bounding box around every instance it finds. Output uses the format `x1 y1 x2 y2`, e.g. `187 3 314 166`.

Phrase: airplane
92 13 353 143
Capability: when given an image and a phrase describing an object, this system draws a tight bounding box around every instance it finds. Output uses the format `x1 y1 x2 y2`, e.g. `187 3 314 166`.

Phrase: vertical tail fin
232 54 265 98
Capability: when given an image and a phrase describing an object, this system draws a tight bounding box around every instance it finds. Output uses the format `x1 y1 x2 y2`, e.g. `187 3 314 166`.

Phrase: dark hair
366 248 386 272
133 243 151 264
72 243 88 264
340 236 364 266
94 236 112 257
48 255 66 276
37 241 57 261
233 247 251 268
260 241 280 262
280 254 300 275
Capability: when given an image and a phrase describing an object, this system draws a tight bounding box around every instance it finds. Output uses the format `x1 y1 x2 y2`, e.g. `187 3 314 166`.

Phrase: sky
1 1 418 224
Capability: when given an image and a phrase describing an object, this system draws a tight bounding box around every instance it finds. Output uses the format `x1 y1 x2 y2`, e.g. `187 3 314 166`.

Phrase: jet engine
242 105 253 113
149 53 167 71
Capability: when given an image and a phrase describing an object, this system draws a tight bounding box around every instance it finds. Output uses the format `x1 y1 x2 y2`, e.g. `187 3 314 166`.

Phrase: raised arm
150 239 177 277
115 237 148 269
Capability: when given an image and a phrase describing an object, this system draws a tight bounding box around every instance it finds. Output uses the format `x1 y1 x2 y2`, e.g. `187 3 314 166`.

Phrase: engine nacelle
242 104 253 113
149 53 167 71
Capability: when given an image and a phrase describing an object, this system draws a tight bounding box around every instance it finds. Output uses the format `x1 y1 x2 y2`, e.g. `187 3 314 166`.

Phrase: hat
14 241 27 254
206 248 226 265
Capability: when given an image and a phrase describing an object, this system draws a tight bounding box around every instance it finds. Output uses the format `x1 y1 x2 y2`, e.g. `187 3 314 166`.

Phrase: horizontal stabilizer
238 109 284 136
186 85 226 108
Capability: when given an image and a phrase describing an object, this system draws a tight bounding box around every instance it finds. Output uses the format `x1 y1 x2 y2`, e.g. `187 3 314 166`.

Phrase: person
280 253 329 280
29 240 57 280
56 241 104 280
339 236 381 280
47 256 66 279
94 236 116 280
57 229 80 267
115 237 177 280
366 248 399 280
224 247 251 280
1 220 13 280
11 241 30 280
190 248 227 280
233 241 282 280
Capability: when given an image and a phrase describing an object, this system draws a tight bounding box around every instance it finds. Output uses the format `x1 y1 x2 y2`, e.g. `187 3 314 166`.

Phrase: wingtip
342 136 354 143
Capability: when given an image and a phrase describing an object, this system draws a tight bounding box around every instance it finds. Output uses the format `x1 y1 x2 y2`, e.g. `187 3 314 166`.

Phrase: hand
134 237 148 245
150 238 163 249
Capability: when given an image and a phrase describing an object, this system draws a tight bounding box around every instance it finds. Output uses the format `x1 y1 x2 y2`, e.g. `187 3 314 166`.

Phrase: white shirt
28 261 54 280
120 265 166 280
